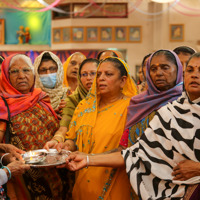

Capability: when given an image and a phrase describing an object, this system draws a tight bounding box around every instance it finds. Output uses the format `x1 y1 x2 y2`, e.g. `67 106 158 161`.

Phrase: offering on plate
22 149 70 167
22 151 47 164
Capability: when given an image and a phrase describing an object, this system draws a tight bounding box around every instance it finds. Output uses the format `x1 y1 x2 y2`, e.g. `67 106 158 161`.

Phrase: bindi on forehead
150 63 162 68
151 63 160 66
187 58 200 67
150 63 169 67
187 65 200 68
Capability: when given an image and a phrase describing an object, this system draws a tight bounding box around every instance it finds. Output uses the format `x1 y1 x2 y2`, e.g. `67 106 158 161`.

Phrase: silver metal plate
22 149 70 168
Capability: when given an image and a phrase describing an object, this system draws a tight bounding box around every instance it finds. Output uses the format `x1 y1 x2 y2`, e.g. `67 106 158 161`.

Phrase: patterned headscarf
0 54 56 121
125 49 183 129
34 51 69 109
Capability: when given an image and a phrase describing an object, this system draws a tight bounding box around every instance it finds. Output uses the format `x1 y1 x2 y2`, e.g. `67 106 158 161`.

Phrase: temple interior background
0 0 199 80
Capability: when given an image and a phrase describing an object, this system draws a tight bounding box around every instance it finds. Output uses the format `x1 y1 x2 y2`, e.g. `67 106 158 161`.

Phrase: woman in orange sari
59 57 138 199
0 54 72 200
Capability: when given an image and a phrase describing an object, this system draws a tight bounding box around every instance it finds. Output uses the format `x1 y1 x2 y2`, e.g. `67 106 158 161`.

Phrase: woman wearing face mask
34 51 70 111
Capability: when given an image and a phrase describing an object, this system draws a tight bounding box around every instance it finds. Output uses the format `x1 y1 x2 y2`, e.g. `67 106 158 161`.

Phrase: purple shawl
125 50 183 129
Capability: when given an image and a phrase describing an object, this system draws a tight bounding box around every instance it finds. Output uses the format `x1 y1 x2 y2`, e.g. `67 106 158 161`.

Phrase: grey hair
71 52 85 58
10 54 34 74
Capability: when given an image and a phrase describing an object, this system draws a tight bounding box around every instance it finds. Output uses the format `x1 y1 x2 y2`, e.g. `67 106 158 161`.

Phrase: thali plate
22 149 71 168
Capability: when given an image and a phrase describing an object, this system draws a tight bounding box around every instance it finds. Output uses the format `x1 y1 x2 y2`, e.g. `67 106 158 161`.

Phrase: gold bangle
54 133 65 139
53 135 64 143
55 131 66 136
52 138 60 143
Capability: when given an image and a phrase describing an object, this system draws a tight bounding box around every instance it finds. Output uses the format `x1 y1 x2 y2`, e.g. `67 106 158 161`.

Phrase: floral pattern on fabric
9 103 73 200
128 111 156 147
66 57 138 200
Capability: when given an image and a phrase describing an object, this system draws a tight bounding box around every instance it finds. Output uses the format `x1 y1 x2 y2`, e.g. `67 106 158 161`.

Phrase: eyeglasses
9 68 32 76
38 67 58 74
81 72 96 78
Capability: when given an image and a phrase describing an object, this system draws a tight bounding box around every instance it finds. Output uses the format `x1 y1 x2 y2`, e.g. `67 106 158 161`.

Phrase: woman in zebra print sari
65 52 200 199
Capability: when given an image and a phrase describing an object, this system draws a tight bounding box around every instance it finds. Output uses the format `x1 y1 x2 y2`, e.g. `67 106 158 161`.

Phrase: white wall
6 1 196 78
1 1 199 78
52 2 153 77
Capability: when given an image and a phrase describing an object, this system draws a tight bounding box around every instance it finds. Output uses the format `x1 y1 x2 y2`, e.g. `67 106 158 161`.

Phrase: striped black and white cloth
122 92 200 200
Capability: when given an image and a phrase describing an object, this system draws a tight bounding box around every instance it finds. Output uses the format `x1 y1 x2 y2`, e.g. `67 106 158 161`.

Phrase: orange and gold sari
66 58 138 200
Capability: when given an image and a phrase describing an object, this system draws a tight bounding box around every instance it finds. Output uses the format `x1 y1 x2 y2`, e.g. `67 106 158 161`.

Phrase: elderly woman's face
97 61 126 96
150 54 177 91
67 54 85 79
80 62 97 91
184 57 200 101
9 58 34 94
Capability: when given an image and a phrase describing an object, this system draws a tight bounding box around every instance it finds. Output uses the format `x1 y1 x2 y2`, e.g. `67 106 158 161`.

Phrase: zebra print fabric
122 92 200 200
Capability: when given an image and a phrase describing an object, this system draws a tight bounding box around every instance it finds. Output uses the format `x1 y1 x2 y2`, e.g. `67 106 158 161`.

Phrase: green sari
59 65 87 129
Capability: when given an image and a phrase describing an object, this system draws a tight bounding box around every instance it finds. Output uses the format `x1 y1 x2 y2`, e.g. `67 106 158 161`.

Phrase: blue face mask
39 73 57 89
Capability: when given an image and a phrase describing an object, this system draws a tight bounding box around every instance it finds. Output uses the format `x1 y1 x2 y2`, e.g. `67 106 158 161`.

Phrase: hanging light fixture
151 0 179 3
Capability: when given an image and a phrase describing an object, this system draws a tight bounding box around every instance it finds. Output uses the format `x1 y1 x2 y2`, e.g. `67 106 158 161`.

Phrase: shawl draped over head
34 51 69 109
0 54 57 121
122 92 200 199
125 49 183 129
67 57 138 200
59 59 88 128
69 57 138 133
66 59 88 107
63 52 86 88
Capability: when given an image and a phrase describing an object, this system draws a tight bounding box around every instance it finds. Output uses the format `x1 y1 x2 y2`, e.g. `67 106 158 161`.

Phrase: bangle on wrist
2 166 11 180
53 135 64 142
55 132 65 137
1 153 10 166
86 155 89 168
52 138 60 143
